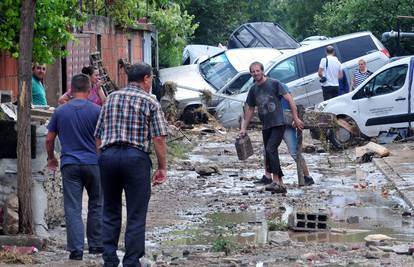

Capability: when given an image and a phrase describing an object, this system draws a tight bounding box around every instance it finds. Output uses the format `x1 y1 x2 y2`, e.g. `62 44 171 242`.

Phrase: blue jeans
99 145 151 267
61 164 103 253
283 126 304 162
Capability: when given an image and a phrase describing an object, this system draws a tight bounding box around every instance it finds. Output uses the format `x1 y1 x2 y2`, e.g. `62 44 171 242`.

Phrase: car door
354 63 409 136
266 55 308 106
300 46 328 107
211 73 251 107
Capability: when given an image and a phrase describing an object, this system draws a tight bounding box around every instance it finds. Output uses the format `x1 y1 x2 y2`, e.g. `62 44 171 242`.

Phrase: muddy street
143 129 414 266
27 128 414 267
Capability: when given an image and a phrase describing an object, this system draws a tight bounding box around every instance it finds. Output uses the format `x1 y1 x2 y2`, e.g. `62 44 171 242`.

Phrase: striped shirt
94 84 168 153
353 70 372 88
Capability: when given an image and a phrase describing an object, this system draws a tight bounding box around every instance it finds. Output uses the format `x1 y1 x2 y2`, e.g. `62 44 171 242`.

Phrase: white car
159 48 282 121
316 56 414 147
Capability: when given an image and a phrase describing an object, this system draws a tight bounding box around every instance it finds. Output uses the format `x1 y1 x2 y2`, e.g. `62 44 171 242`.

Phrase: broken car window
199 53 238 90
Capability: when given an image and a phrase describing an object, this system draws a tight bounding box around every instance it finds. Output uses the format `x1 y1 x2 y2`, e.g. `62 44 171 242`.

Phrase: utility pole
17 0 36 234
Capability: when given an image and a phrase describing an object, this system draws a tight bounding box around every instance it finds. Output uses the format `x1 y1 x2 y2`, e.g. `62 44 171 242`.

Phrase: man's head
32 63 46 80
326 45 335 55
71 74 91 93
128 63 153 92
249 61 265 83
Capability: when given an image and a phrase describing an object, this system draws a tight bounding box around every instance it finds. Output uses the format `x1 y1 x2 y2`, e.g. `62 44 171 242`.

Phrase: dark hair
249 61 264 72
81 66 97 76
326 45 335 54
127 63 152 82
71 74 91 92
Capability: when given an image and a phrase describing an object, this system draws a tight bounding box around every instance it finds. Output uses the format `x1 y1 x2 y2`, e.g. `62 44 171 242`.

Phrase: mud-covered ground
21 128 414 266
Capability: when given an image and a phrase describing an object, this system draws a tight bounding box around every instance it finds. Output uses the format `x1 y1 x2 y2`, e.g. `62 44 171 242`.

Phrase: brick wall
0 52 18 101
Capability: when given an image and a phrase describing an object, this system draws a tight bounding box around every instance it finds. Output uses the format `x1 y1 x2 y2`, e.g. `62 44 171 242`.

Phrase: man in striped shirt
95 63 168 267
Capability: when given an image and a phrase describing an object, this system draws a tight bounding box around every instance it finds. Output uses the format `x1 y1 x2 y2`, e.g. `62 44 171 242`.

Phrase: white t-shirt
319 55 342 86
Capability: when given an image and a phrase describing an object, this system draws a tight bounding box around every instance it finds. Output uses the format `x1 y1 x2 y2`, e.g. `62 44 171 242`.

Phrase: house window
128 39 132 63
97 34 102 54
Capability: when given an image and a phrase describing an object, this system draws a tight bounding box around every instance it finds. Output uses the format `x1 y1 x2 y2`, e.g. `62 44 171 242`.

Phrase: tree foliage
314 0 414 55
0 0 83 63
96 0 197 67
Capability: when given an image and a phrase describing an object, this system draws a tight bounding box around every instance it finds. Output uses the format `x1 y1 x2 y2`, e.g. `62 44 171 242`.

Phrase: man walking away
240 61 304 194
95 63 168 267
46 74 103 260
318 45 342 100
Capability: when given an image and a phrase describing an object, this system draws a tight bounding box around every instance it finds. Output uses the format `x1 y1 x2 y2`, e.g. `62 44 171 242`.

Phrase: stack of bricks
288 212 329 231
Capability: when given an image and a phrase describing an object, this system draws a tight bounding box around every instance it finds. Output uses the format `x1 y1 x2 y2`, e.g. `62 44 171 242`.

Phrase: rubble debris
356 142 390 163
195 165 219 176
288 212 329 231
3 193 18 235
303 144 316 153
364 234 393 247
378 128 409 144
1 246 37 255
160 81 178 123
200 89 212 106
346 216 359 224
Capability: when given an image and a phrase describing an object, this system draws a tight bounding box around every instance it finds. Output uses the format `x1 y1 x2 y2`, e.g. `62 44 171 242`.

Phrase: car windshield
239 77 254 93
199 53 238 90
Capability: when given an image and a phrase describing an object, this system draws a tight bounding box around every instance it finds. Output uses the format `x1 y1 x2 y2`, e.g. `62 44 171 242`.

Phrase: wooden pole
17 0 36 234
296 105 305 186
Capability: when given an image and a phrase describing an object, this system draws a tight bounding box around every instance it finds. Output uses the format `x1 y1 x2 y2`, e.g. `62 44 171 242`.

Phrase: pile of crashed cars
160 22 414 148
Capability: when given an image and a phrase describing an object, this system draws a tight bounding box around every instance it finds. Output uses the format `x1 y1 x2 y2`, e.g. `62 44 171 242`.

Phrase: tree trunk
17 0 36 234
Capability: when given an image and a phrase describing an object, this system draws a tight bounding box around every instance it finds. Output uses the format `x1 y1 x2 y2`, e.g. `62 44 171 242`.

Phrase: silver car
216 32 391 128
159 47 282 118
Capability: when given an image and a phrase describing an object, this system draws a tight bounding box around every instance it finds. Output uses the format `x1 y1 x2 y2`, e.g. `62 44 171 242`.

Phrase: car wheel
181 106 208 125
328 118 359 149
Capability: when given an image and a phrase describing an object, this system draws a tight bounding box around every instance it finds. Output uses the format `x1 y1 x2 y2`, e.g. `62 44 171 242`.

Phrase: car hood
159 64 214 95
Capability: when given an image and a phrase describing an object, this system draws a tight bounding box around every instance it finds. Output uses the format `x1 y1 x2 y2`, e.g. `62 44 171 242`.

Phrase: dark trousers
99 145 151 267
322 86 339 100
262 125 285 177
61 164 103 253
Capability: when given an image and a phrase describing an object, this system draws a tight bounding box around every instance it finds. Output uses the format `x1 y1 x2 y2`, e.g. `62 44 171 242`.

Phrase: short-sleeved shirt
63 83 103 106
32 76 47 105
47 99 101 169
319 55 342 87
94 84 168 153
246 78 288 130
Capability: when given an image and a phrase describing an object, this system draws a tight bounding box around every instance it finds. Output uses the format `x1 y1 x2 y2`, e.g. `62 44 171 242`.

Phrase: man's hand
47 157 58 171
239 128 247 137
152 169 167 186
293 118 304 130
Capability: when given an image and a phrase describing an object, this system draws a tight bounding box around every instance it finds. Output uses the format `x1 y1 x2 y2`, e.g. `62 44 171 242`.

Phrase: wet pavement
23 129 414 266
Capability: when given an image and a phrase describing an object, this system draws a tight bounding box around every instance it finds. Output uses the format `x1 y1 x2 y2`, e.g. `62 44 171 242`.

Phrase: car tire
327 118 359 149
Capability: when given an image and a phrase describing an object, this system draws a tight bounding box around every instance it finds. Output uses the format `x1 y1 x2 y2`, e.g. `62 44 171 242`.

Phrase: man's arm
45 132 58 170
240 105 255 136
338 69 343 79
152 135 167 186
95 138 102 155
318 68 324 79
283 93 304 130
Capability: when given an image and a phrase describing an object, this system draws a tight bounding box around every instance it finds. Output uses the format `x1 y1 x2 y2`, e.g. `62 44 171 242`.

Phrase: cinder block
289 211 329 232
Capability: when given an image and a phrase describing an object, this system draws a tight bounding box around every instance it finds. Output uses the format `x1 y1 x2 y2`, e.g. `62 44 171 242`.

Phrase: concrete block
289 212 329 231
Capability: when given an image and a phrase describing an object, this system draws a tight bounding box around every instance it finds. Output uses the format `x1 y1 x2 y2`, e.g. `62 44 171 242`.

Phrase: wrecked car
182 44 225 65
159 48 282 122
216 32 390 128
316 56 414 148
227 22 300 50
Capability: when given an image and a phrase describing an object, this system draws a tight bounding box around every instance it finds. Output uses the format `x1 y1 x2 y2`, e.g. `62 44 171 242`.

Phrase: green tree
0 0 83 63
314 0 414 55
278 0 328 41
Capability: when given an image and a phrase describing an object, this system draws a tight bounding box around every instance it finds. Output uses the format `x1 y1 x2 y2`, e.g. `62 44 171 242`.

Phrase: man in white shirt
318 46 343 100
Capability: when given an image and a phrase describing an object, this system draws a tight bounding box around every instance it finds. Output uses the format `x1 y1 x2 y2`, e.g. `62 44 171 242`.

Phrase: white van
316 56 414 147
